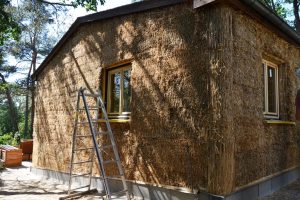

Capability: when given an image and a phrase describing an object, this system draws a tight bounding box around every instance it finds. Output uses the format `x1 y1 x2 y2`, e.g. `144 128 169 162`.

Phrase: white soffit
193 0 215 8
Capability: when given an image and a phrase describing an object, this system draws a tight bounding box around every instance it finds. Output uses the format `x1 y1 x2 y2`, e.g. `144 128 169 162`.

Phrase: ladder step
77 119 99 124
105 175 122 180
78 107 99 111
70 184 91 192
74 147 94 151
110 189 128 196
73 160 92 164
76 132 108 138
83 93 99 97
103 159 118 164
72 173 91 178
76 135 92 138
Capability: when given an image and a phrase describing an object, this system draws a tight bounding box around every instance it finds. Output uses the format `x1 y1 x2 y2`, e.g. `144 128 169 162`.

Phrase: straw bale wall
32 2 234 193
32 1 300 196
231 7 300 190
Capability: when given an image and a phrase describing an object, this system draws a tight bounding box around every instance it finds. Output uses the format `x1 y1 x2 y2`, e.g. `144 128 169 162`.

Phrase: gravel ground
3 162 300 200
258 180 300 200
0 162 127 200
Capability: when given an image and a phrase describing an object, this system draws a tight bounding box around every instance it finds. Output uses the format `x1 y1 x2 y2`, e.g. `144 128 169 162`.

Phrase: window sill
265 120 295 125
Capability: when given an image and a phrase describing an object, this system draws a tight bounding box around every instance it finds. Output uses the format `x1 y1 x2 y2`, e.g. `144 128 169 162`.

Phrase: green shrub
0 133 13 145
11 138 18 146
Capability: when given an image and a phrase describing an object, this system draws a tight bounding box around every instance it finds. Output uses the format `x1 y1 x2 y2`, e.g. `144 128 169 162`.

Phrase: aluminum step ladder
60 88 129 200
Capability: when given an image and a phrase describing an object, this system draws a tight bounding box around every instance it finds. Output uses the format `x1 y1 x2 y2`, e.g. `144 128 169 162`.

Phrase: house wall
33 2 233 193
33 1 300 197
231 6 300 191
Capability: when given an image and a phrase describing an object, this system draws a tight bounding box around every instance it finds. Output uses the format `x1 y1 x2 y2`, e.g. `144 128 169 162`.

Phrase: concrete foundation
30 167 199 200
224 167 300 200
31 166 300 200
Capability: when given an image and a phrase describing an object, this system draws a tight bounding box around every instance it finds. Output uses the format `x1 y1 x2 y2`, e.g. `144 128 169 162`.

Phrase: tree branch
38 0 74 7
0 73 6 84
271 0 276 11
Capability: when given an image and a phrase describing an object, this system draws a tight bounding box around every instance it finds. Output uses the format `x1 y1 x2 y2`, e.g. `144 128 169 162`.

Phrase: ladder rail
81 89 111 199
87 95 101 191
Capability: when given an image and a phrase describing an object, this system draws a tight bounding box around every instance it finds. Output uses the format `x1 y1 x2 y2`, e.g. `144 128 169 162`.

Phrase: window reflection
107 66 132 117
109 72 121 113
123 70 131 112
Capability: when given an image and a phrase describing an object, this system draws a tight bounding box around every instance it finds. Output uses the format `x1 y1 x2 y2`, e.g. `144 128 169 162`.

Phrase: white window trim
107 65 131 116
262 60 279 119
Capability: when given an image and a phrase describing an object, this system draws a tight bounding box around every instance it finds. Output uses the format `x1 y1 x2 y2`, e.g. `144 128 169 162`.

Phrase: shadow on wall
34 4 227 191
35 57 80 172
79 5 212 190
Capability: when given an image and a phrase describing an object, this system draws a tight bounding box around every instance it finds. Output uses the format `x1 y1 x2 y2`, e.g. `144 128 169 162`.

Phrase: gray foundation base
30 167 199 200
31 167 300 200
224 167 300 200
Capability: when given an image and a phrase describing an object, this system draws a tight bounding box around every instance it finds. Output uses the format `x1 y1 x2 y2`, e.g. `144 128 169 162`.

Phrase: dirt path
0 161 132 200
0 162 117 200
0 162 70 200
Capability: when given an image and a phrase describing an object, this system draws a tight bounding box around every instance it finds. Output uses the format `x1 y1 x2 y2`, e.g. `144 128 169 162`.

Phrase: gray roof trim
32 0 186 79
194 0 300 46
238 0 300 44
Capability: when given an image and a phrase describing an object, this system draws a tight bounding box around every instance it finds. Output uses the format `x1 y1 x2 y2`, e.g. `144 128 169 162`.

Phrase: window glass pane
123 69 131 112
109 72 121 113
267 66 276 113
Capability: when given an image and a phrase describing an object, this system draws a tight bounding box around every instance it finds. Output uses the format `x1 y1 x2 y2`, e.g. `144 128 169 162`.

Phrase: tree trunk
293 0 300 34
30 50 37 138
24 28 37 139
0 73 19 134
24 63 33 138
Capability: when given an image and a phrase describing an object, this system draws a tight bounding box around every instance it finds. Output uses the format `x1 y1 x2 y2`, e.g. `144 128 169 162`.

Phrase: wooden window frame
106 65 131 118
262 60 279 119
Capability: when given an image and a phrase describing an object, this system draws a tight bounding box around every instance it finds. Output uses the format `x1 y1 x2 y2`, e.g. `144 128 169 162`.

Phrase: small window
262 60 279 118
107 65 131 119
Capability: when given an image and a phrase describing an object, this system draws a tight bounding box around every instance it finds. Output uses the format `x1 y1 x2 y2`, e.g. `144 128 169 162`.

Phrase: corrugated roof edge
32 0 186 79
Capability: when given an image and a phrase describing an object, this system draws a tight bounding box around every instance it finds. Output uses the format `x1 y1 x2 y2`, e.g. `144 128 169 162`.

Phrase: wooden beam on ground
58 189 98 200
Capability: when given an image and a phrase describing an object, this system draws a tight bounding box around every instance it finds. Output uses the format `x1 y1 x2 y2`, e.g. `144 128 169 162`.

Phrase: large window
262 60 279 118
107 65 131 119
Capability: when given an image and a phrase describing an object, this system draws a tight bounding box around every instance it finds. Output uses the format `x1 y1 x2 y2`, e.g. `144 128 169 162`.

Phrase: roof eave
194 0 300 46
237 0 300 45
